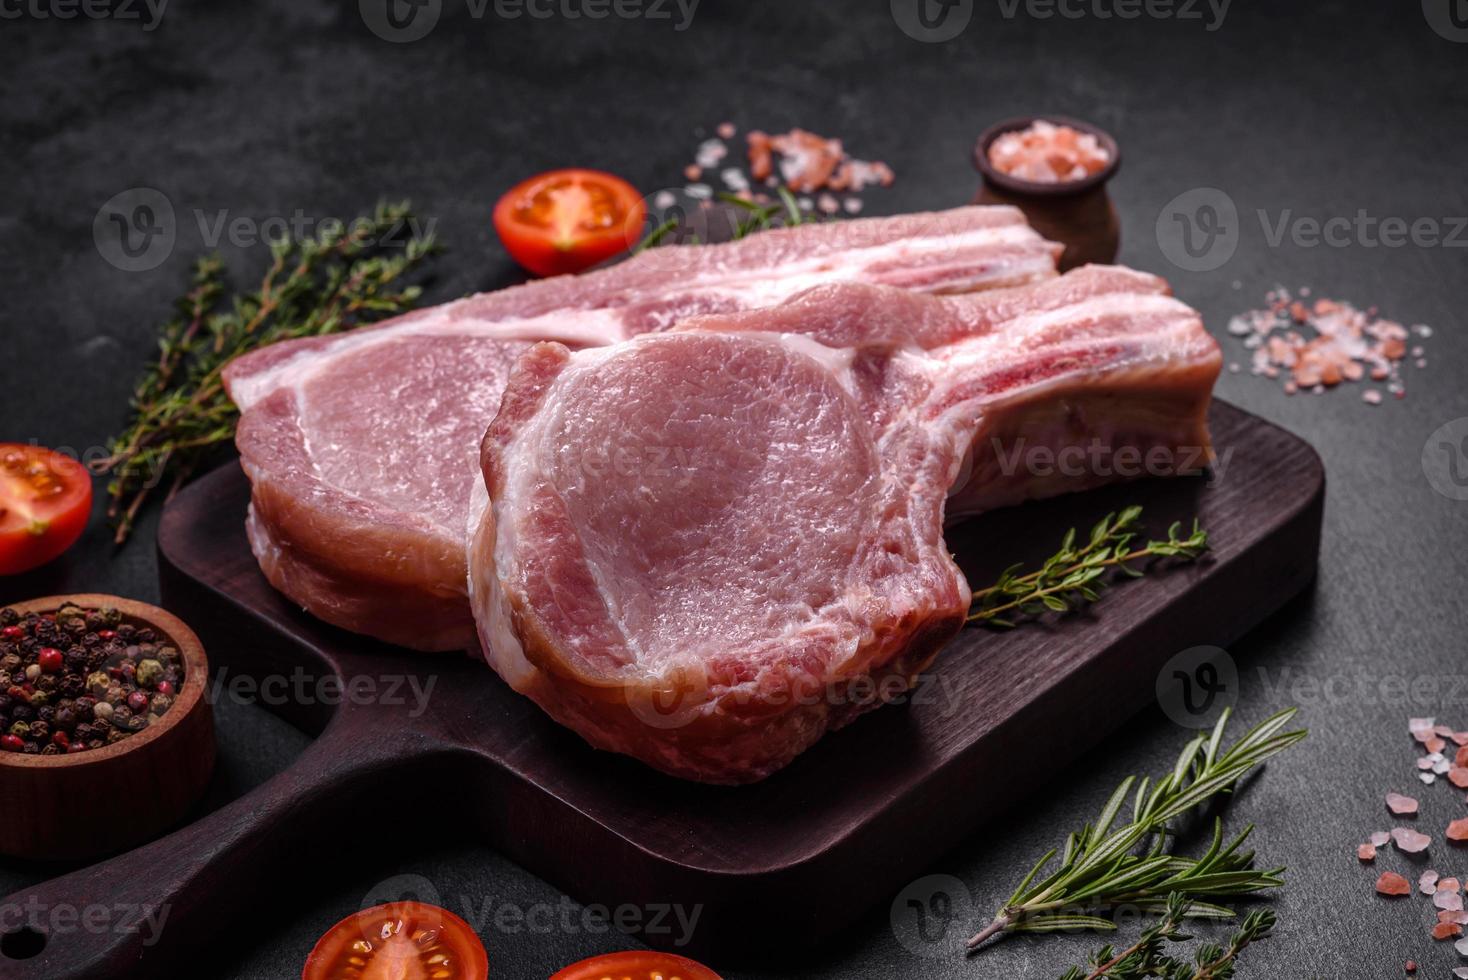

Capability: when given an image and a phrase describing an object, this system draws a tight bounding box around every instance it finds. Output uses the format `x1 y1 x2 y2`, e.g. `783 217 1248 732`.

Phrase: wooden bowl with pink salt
972 115 1121 271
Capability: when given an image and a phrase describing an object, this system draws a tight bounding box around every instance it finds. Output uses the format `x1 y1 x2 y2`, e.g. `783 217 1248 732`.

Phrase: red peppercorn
0 735 22 752
37 647 64 674
96 630 117 640
51 730 69 749
126 691 149 714
5 685 28 704
157 681 175 696
0 625 23 641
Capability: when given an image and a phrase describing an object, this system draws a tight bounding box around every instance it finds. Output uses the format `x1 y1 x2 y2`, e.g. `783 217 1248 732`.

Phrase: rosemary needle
968 707 1305 951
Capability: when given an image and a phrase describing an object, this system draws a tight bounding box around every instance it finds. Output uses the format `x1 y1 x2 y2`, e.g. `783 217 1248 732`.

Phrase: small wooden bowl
0 594 215 862
972 115 1122 271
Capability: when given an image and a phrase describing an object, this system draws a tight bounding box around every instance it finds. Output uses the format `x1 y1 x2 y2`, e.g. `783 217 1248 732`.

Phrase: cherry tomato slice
302 902 488 980
550 951 723 980
0 444 92 576
493 168 646 277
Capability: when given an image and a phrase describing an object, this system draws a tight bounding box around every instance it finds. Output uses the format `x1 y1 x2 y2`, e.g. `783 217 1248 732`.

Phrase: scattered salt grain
1447 818 1468 842
1363 389 1383 405
1423 773 1439 785
1373 831 1393 847
1438 890 1466 912
842 198 863 215
1390 793 1422 816
683 183 712 200
1438 759 1455 775
1228 289 1427 402
1442 878 1462 893
1423 870 1443 894
652 190 677 210
694 138 728 170
719 168 749 193
1421 757 1438 770
1394 827 1433 853
1438 922 1465 940
1458 935 1468 956
683 164 703 182
1452 768 1468 789
1359 842 1377 861
716 121 736 140
1378 871 1413 896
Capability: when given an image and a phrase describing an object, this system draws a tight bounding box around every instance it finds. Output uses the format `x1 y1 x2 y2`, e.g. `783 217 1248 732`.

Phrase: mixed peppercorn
0 602 184 756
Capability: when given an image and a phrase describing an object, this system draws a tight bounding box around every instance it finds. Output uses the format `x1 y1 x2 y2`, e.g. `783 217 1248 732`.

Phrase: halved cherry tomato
551 951 723 980
302 902 487 980
493 168 646 277
0 444 92 576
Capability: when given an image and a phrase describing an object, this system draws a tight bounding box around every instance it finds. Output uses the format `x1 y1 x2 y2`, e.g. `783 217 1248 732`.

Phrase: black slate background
2 1 1466 977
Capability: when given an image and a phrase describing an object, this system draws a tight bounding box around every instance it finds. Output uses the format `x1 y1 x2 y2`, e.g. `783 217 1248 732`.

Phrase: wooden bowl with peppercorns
0 594 214 861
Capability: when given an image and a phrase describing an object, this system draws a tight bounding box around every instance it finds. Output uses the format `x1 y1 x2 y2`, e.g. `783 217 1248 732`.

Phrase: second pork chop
469 266 1221 783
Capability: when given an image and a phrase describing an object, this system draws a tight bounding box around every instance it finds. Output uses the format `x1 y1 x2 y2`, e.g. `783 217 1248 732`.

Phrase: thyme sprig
968 506 1209 627
93 200 440 543
968 708 1305 952
634 188 816 252
1057 893 1276 979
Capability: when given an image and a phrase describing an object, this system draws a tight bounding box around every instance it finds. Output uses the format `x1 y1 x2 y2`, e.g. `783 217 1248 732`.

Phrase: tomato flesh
494 169 645 277
302 902 487 980
551 951 723 980
0 444 91 576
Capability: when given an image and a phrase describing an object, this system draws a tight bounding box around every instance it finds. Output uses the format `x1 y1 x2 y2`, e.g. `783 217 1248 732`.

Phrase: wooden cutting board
0 400 1322 978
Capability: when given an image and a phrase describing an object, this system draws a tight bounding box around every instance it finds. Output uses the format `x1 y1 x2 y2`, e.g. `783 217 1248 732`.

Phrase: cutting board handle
0 704 442 980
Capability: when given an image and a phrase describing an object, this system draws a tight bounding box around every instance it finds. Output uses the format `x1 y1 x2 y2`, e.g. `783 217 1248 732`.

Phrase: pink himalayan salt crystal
1447 818 1468 842
1389 793 1421 815
987 120 1111 184
1438 890 1466 912
1442 878 1463 893
1423 870 1443 895
1411 718 1437 734
1394 827 1433 853
1358 842 1377 861
1452 768 1468 789
1377 871 1412 896
716 121 736 140
1371 831 1393 847
1437 922 1465 940
1442 910 1468 925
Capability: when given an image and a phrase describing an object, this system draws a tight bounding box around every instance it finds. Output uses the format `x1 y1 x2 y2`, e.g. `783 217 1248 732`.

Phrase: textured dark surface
0 2 1464 977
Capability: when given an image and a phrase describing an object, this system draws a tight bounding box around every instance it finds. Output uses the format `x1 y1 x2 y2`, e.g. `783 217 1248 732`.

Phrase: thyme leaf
93 200 441 544
968 506 1209 627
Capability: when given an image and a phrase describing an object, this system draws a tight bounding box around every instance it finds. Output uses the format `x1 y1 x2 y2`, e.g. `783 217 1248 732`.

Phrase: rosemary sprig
1057 893 1276 979
968 708 1305 951
93 200 440 543
968 506 1209 627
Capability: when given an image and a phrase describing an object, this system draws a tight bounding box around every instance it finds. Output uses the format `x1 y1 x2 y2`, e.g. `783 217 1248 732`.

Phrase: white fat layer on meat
229 222 1049 411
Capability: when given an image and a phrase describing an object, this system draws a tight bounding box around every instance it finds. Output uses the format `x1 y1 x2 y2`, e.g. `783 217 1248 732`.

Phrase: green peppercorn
86 671 110 698
136 659 164 688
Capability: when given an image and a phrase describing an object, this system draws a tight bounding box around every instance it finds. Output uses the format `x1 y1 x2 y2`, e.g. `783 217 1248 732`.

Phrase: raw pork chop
468 266 1221 783
224 207 1059 650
